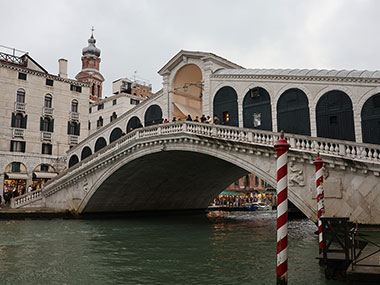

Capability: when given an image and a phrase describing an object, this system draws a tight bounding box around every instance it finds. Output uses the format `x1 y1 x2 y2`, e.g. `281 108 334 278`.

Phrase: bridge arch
172 64 203 120
68 155 79 168
361 93 380 144
109 127 123 143
316 90 355 141
213 86 238 126
144 105 163 126
243 87 272 131
277 88 311 135
77 142 314 220
81 146 92 160
94 137 107 152
126 116 141 133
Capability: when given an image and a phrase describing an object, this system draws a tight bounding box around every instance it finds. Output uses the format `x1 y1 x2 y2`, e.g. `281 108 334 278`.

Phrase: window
43 117 50 131
18 72 27 80
88 121 91 130
40 117 54 132
130 98 140 105
245 175 250 187
97 103 104 110
234 180 239 187
71 100 78 112
98 85 101 96
10 140 25 152
11 162 21 172
42 143 52 155
44 95 52 108
92 83 95 96
15 114 23 128
255 176 259 186
113 99 117 105
70 84 82 93
16 89 25 103
67 121 80 135
40 164 49 172
110 112 117 122
97 117 103 128
89 107 92 114
46 79 54 86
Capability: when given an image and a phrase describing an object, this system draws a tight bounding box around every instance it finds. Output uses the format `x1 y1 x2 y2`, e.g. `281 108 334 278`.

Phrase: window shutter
50 119 54 132
21 142 26 152
67 121 71 135
11 113 15 128
75 123 80 136
10 141 14 152
23 115 28 129
40 117 44 131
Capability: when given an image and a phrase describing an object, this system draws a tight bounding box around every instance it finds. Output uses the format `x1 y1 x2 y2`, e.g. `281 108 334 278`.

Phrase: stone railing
12 127 25 138
41 131 52 141
68 135 79 145
19 122 380 207
12 189 42 208
70 112 79 121
14 102 26 112
43 106 54 116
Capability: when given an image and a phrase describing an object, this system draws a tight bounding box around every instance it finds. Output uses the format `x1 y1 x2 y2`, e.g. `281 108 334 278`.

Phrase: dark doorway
81 146 92 160
277 88 311 135
361 93 380 144
109 128 123 143
127 116 141 133
316 90 355 141
144 105 163 126
95 137 107 152
243 87 272 131
68 155 79 168
213 86 238 126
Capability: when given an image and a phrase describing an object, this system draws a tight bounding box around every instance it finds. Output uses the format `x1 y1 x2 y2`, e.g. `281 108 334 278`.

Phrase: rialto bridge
11 50 380 224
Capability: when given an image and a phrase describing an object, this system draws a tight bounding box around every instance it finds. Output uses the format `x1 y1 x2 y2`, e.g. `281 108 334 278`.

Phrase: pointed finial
91 26 95 36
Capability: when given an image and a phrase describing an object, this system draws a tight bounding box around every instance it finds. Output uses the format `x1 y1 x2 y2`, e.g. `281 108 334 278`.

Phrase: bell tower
76 27 105 102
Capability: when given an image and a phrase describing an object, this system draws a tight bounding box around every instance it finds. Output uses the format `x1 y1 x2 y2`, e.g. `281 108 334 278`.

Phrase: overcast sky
2 0 380 94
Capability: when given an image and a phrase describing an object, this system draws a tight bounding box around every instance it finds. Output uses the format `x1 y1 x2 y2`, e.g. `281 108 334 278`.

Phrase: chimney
58 58 68 78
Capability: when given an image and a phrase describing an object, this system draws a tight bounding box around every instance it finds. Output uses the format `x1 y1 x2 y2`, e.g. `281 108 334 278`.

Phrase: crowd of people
2 180 45 207
212 193 274 208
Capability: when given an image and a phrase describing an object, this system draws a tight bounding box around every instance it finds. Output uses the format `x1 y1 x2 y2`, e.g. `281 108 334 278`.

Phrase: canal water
0 211 341 284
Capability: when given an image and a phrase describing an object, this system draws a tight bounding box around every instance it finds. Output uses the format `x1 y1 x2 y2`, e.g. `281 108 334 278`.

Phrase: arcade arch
172 64 203 120
144 105 163 126
361 93 380 144
81 146 92 160
243 87 272 131
127 116 142 133
213 86 238 126
94 137 107 152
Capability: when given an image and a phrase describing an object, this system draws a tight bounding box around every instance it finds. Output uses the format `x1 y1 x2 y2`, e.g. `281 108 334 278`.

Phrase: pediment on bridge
158 50 244 76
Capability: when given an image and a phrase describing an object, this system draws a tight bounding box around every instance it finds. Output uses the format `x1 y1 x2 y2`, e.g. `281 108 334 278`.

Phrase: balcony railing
43 107 54 116
68 135 79 145
13 128 24 137
41 131 52 141
70 112 79 121
14 102 26 112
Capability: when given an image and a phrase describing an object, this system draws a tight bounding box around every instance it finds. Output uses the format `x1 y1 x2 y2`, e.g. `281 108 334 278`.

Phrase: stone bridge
14 121 380 224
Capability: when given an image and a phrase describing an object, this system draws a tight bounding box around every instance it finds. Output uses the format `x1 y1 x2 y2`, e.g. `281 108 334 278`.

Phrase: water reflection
0 212 341 284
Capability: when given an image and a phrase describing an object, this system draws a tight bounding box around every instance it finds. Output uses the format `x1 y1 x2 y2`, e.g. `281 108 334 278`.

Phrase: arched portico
361 93 380 144
243 87 272 131
172 64 203 120
213 86 239 126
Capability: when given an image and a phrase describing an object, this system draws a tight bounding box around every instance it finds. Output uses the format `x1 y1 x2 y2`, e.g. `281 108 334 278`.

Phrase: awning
172 102 202 119
219 191 244 196
5 172 28 180
33 172 58 179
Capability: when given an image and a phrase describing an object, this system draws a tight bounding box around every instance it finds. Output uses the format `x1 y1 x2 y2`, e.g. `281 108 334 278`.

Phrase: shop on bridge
3 162 28 198
32 164 57 191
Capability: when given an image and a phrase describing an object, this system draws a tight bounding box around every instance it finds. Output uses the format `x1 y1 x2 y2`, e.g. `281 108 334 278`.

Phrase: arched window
68 155 79 168
213 86 238 126
127 116 142 133
97 116 103 128
92 84 95 96
81 146 92 160
243 87 272 131
110 112 117 122
15 113 23 128
43 117 51 132
277 88 311 135
44 94 52 108
94 137 107 152
16 89 25 103
144 105 163 126
361 93 380 144
71 100 78 112
109 128 122 143
316 90 355 141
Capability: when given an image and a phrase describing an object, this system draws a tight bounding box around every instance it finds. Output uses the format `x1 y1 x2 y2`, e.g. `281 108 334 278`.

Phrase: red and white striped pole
274 131 290 285
314 153 325 253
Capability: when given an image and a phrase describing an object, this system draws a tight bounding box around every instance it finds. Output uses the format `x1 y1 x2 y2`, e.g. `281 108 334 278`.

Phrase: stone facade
0 49 90 193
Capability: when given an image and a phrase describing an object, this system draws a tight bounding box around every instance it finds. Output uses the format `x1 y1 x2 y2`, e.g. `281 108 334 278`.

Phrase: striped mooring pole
314 154 325 253
274 131 290 285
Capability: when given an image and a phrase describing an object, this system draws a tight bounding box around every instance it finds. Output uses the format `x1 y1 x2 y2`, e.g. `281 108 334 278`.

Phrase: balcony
43 107 54 116
70 112 79 121
13 128 24 138
14 102 26 112
41 131 52 141
68 135 79 145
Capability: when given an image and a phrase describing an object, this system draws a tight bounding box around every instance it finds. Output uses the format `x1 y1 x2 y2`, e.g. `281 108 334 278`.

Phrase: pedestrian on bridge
186 114 193 121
